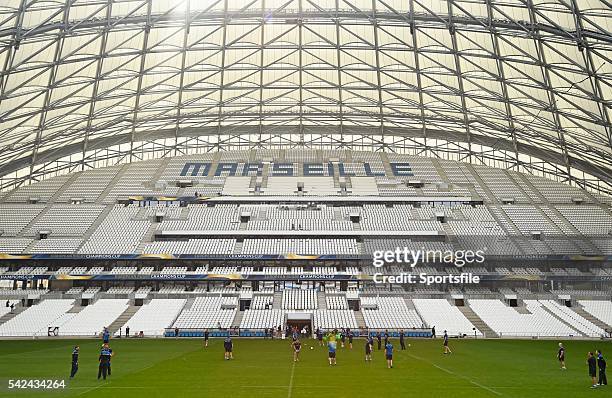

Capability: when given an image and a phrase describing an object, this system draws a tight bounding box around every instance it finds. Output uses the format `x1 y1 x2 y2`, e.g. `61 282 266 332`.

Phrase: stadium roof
0 0 610 194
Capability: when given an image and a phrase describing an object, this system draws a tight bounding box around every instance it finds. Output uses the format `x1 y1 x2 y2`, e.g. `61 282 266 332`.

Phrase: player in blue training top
328 339 337 366
98 343 113 380
385 341 394 369
102 327 110 344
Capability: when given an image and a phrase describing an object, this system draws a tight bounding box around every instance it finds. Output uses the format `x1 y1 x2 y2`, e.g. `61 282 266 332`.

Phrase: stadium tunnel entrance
286 312 312 337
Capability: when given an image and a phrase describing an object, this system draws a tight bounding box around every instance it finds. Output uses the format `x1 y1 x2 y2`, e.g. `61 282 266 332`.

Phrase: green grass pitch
0 338 608 397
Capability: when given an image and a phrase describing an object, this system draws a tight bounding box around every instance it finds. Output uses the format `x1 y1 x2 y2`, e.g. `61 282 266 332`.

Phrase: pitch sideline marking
407 353 502 396
287 360 296 398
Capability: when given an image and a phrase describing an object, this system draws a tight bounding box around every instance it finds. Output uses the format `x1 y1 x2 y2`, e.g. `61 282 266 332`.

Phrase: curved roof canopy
0 0 610 193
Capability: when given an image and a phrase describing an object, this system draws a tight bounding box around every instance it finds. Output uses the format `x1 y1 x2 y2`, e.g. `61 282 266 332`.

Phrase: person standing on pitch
588 352 598 388
317 328 323 346
102 327 110 344
98 344 112 380
204 329 209 348
385 340 394 369
597 350 607 386
376 332 382 350
125 325 130 338
365 335 373 362
443 330 452 355
431 326 436 338
104 343 113 376
69 346 79 378
327 338 337 366
224 336 233 360
292 339 302 362
347 328 353 349
399 330 406 350
383 330 389 347
558 343 566 370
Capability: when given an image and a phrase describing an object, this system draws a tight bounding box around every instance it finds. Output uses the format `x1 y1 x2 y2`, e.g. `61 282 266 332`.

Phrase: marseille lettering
179 162 413 177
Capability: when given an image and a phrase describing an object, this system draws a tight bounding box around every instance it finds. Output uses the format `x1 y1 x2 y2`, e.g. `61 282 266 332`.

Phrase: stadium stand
413 299 482 336
118 299 186 337
0 152 610 339
56 299 129 336
0 300 74 337
468 300 578 337
240 310 285 329
361 297 423 329
578 301 612 328
173 296 236 329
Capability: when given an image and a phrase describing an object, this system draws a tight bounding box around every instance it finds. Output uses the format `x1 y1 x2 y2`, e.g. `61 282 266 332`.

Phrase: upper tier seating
0 238 34 254
79 205 150 254
29 239 82 253
555 206 612 235
143 239 236 255
26 205 105 236
360 205 442 231
0 205 45 236
0 288 48 297
158 205 240 231
57 167 120 202
242 239 359 255
500 205 562 235
4 174 72 203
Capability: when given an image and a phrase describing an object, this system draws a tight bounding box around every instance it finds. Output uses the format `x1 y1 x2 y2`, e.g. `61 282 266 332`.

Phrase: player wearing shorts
365 336 373 362
224 337 233 360
347 329 353 349
292 339 302 362
204 329 209 348
558 343 566 370
317 328 323 346
385 342 393 369
328 340 337 366
443 330 452 354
